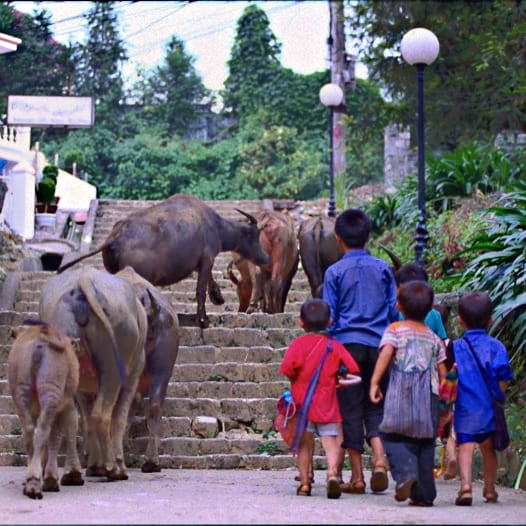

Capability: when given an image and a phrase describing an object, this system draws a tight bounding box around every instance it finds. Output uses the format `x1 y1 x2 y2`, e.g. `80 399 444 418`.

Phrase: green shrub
36 176 56 205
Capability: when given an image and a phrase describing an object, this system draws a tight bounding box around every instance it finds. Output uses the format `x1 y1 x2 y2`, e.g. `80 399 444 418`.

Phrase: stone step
13 291 309 315
0 450 332 470
0 394 280 420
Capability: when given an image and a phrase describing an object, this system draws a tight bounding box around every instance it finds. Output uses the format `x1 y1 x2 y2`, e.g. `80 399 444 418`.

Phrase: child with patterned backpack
370 280 447 506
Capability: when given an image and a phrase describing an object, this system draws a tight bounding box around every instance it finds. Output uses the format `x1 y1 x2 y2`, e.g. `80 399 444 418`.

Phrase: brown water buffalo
7 321 83 499
298 216 343 298
38 266 148 481
58 194 269 328
227 210 299 314
116 266 179 473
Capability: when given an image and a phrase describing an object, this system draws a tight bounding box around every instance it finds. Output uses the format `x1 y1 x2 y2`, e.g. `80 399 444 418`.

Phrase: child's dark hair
334 209 371 249
300 298 330 332
395 263 429 286
397 280 434 322
458 291 492 329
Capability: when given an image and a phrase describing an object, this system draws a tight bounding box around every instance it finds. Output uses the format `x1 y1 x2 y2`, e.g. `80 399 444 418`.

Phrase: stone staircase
0 198 331 470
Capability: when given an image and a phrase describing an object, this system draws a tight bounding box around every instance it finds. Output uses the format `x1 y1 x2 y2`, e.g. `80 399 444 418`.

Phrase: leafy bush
459 183 526 394
36 176 56 205
426 142 525 212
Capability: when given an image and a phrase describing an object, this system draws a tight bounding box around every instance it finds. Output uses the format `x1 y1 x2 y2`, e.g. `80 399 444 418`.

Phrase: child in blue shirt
323 208 398 494
453 292 513 506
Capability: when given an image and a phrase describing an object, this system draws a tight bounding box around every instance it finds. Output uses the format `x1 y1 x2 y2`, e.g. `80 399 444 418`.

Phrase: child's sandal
296 483 311 497
483 487 498 503
455 489 473 506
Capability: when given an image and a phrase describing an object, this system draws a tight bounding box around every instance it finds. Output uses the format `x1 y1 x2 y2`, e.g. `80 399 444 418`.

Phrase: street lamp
319 83 344 218
401 28 439 266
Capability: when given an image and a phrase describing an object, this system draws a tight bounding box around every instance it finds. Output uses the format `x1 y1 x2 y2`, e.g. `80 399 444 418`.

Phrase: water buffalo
298 216 402 299
58 194 269 328
7 321 83 499
298 216 343 298
227 210 299 314
116 266 179 473
39 266 148 481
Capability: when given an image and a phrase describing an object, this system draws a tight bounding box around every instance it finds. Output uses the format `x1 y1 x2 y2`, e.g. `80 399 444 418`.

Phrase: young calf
7 320 82 499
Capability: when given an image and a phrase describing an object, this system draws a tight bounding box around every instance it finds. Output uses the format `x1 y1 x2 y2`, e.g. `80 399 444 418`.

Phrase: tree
139 36 210 137
345 78 391 187
347 0 526 150
75 1 127 127
222 4 282 118
0 5 76 113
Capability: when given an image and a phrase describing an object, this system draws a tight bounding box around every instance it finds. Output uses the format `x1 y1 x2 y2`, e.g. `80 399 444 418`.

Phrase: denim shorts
306 422 339 436
456 431 492 445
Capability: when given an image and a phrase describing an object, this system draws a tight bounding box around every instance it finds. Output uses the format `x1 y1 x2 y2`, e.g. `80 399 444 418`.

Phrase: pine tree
143 36 210 137
75 1 127 128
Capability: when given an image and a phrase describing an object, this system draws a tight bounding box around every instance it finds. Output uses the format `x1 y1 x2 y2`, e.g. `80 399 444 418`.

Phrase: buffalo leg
110 374 142 480
24 408 55 499
60 403 84 486
42 416 62 492
196 264 213 328
142 385 164 472
91 386 120 478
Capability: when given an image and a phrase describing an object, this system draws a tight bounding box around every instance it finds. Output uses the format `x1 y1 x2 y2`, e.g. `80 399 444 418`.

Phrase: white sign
7 95 94 128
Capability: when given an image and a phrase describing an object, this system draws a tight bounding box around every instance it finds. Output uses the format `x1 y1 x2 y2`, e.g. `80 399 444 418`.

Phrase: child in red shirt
280 298 361 499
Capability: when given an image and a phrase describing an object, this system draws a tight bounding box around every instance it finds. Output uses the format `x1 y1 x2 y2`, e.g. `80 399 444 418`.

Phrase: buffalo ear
235 208 257 225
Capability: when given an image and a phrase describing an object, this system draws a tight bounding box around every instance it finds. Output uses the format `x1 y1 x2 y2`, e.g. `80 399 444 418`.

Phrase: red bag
273 391 298 447
273 412 298 447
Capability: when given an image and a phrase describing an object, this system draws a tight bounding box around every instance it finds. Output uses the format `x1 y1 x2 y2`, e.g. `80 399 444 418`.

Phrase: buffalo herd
8 194 346 499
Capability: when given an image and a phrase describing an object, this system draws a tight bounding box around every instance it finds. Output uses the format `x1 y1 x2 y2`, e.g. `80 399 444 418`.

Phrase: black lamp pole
328 106 336 218
414 63 428 266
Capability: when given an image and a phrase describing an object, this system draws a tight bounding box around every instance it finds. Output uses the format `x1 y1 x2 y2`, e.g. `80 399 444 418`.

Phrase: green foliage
139 36 210 136
458 184 526 391
427 142 525 212
42 165 58 181
345 78 392 189
36 177 56 205
256 439 280 456
347 0 526 150
75 2 127 129
63 150 85 174
222 4 282 118
236 113 324 200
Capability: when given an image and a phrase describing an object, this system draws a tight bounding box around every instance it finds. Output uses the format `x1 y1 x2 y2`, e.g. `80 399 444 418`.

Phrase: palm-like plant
460 183 526 389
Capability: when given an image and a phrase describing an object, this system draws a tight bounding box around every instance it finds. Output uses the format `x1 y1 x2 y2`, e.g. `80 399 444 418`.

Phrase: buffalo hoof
198 316 210 329
61 470 85 486
209 283 225 305
86 465 107 477
141 461 161 473
43 477 60 492
23 477 43 500
107 468 128 481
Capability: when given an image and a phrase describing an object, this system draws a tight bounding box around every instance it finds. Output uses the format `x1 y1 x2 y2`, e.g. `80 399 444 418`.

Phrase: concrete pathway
0 467 524 524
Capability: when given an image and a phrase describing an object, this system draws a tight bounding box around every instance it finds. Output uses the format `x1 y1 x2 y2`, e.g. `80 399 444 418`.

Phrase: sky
11 1 365 92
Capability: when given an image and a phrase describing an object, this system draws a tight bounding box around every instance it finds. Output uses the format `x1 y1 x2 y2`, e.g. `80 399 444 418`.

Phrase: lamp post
401 28 439 266
319 83 344 218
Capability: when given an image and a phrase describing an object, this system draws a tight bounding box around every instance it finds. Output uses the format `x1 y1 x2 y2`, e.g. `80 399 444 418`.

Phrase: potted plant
35 165 59 214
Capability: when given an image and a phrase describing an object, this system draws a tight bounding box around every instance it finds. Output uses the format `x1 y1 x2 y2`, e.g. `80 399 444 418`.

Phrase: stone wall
384 124 416 190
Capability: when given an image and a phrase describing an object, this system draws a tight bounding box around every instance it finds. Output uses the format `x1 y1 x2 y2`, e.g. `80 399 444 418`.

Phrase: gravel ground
0 467 524 525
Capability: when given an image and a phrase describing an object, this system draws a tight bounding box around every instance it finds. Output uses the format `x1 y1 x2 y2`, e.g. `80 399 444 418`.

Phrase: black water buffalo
298 216 343 298
299 216 403 299
59 194 269 328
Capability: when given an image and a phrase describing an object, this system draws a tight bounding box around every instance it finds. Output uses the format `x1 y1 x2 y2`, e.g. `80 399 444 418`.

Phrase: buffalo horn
235 208 257 225
378 243 402 270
